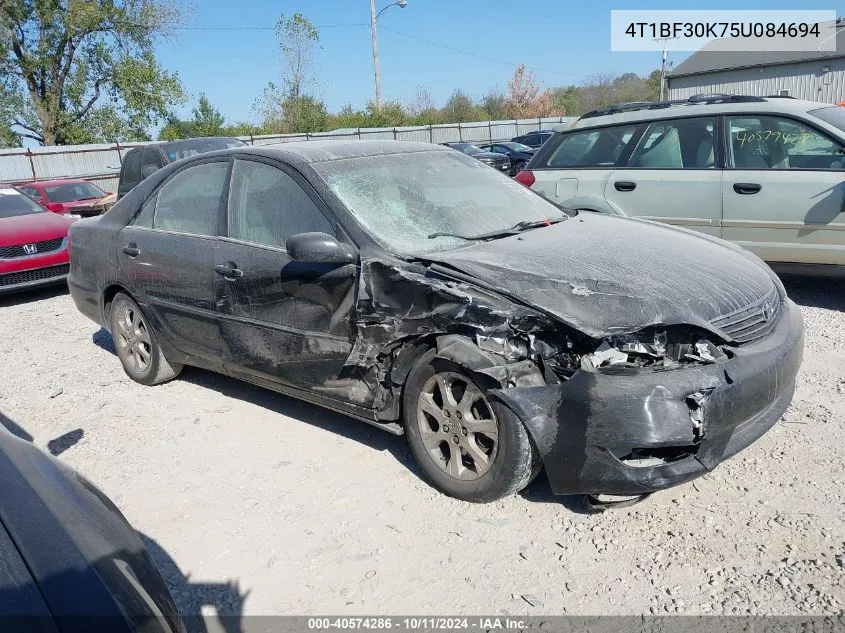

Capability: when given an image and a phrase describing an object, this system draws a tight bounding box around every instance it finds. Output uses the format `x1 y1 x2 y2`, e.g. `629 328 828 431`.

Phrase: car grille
710 285 781 344
0 264 70 287
0 237 65 259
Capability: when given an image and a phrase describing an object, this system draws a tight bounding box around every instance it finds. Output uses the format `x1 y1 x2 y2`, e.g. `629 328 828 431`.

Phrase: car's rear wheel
403 350 539 502
110 293 182 386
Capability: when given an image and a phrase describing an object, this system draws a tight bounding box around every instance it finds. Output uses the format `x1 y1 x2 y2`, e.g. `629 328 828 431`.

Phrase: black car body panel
441 142 511 173
68 141 803 496
478 143 536 175
511 131 554 148
0 428 184 633
423 213 774 339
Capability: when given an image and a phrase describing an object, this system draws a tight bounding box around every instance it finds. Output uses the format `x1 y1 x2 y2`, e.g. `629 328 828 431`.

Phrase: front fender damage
328 258 577 417
331 258 721 496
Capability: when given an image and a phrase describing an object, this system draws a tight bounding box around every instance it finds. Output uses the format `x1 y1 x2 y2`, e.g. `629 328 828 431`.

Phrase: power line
176 23 368 30
172 22 589 79
378 26 590 78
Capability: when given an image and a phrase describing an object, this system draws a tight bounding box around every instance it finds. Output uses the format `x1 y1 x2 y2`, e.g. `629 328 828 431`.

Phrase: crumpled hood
423 213 776 338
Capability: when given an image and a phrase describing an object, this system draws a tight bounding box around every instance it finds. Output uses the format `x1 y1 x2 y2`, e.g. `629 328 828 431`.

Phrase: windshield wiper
428 216 566 241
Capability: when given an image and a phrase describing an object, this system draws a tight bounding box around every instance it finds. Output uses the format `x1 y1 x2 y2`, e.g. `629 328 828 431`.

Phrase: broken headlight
581 329 729 372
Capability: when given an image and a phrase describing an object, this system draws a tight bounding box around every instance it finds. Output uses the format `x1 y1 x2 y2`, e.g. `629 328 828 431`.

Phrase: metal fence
0 116 575 193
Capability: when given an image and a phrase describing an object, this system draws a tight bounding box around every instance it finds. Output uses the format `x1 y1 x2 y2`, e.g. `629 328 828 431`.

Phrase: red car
17 179 112 217
0 187 73 295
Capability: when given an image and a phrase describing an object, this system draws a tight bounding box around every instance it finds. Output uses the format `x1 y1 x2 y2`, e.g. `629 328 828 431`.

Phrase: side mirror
286 232 354 264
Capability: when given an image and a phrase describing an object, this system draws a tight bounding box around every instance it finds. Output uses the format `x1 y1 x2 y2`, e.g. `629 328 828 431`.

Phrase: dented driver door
215 158 356 389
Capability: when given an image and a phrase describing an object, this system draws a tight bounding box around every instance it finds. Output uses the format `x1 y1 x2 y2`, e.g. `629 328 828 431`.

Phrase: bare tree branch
72 79 104 122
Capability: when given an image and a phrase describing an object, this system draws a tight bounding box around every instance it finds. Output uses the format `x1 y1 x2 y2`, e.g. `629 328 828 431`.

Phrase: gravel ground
0 277 843 621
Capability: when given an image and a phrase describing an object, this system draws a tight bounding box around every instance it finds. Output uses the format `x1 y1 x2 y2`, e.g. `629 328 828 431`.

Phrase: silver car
516 94 845 275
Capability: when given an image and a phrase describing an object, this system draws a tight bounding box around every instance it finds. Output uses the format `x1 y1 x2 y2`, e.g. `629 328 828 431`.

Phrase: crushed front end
484 298 804 496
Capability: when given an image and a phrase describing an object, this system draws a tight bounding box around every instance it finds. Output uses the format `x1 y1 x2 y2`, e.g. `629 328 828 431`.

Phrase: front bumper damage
487 298 804 496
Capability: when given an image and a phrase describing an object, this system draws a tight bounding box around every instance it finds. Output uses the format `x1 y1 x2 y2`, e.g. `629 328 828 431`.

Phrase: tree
255 13 323 133
481 88 507 120
551 85 582 117
504 65 561 119
0 0 184 145
440 90 478 123
158 94 226 140
408 86 439 125
575 71 661 113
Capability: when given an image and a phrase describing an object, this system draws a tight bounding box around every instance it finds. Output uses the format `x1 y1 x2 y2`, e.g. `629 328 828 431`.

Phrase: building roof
670 21 845 78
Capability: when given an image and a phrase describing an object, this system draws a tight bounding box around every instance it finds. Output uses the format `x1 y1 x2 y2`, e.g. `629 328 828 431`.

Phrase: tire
109 293 182 386
402 349 539 503
513 160 527 175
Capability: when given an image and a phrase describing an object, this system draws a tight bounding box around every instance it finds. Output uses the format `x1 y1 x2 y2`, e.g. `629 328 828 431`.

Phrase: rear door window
153 162 228 235
546 125 639 168
629 117 716 169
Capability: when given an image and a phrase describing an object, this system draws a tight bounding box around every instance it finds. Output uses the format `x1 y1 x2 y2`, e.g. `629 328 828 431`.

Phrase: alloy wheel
114 305 152 373
416 372 499 480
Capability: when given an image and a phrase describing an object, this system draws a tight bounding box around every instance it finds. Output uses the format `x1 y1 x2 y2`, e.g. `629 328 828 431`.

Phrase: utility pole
655 37 676 101
369 1 408 110
370 0 382 110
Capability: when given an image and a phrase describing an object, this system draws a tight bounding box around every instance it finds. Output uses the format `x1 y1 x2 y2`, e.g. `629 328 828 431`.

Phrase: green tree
158 94 226 140
362 100 408 127
551 85 582 117
256 13 325 133
0 0 184 145
440 90 478 123
327 103 369 130
481 88 507 120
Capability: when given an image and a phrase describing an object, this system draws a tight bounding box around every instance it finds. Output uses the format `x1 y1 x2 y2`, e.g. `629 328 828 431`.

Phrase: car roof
563 96 839 130
125 137 243 152
19 179 94 187
228 140 449 164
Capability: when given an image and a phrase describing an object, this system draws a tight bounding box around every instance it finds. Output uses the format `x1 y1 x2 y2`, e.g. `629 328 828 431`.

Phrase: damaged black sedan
67 141 804 504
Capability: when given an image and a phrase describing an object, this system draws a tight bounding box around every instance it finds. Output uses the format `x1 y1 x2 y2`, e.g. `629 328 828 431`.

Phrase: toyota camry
66 141 803 505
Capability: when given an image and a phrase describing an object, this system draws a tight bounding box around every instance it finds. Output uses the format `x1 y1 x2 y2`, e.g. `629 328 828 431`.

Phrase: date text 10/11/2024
307 618 527 630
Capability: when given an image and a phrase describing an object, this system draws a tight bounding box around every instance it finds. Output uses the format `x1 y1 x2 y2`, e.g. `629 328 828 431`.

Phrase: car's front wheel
110 293 182 386
403 350 539 502
513 160 527 175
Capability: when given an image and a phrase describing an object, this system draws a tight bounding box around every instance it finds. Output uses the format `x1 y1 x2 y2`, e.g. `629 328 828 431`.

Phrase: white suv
515 94 845 275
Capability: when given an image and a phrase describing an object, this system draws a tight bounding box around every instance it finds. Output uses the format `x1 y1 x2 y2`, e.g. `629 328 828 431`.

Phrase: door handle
214 263 243 279
122 243 140 257
733 183 762 195
614 181 637 192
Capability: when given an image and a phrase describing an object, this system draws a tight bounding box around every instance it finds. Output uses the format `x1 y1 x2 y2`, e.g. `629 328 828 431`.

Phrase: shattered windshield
313 150 565 255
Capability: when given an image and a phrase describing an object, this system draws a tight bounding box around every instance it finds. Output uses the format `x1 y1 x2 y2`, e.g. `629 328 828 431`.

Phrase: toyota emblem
22 243 37 255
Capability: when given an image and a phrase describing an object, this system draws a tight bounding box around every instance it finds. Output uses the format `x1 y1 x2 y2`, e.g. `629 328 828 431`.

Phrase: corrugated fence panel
0 116 576 186
0 150 35 182
30 146 123 181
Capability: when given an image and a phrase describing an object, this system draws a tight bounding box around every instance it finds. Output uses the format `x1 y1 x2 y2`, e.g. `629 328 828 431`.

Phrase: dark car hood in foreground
424 213 775 339
0 428 182 631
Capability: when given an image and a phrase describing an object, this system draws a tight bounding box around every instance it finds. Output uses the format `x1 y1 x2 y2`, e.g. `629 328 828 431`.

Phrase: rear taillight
514 170 535 187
